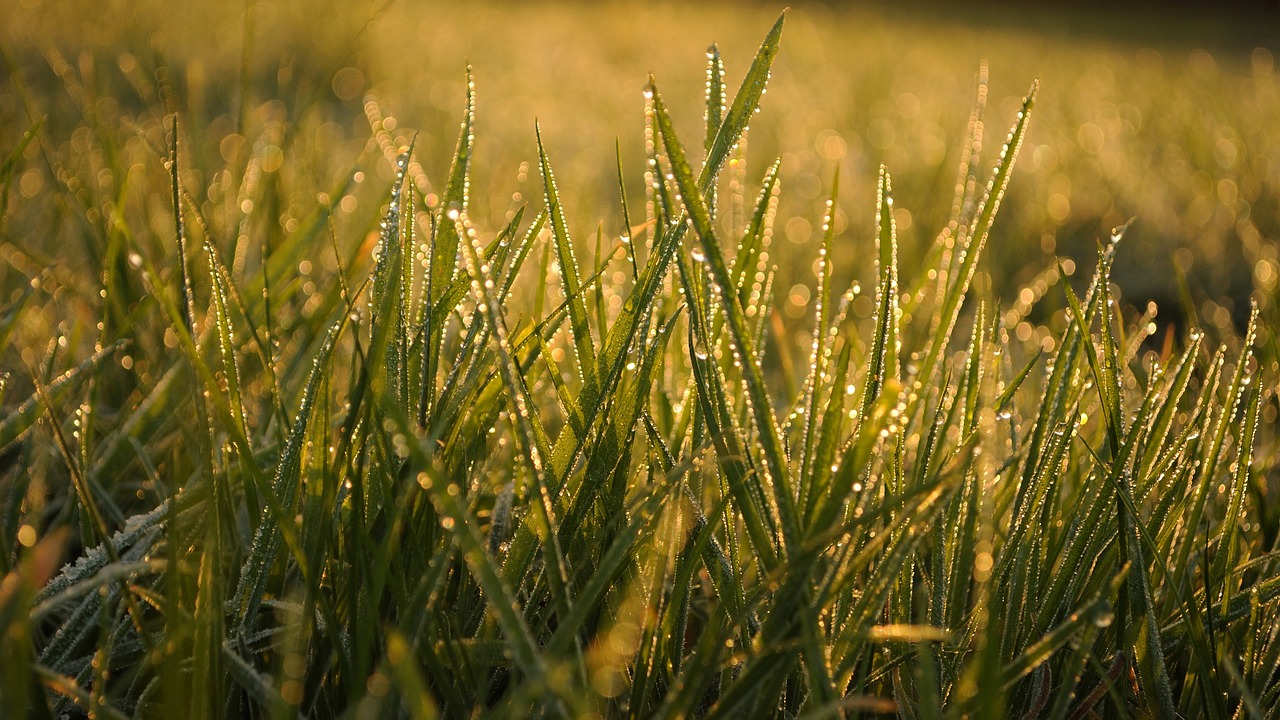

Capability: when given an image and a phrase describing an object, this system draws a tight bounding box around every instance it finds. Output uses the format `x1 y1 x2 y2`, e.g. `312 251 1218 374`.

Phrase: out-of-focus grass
4 0 1278 325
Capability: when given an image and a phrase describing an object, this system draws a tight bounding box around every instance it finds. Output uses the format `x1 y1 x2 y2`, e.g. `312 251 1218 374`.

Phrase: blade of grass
651 81 800 556
537 125 599 394
918 83 1037 389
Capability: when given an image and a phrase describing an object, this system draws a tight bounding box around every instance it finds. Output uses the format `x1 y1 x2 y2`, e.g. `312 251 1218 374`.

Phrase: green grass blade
167 116 197 340
418 69 475 416
427 67 474 302
705 11 784 186
1064 248 1177 716
0 343 122 452
688 322 780 571
453 210 574 631
1136 336 1201 489
230 319 341 634
205 244 248 438
705 43 725 154
651 82 800 556
802 341 851 527
1175 308 1258 577
1214 376 1261 618
860 165 899 422
918 83 1037 387
797 169 838 508
563 10 784 492
536 125 599 394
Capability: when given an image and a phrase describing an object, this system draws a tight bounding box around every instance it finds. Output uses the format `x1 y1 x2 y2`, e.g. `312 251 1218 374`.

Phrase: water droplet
1093 605 1115 628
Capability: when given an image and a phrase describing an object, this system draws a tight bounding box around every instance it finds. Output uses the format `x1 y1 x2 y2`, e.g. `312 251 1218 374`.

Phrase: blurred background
3 0 1279 344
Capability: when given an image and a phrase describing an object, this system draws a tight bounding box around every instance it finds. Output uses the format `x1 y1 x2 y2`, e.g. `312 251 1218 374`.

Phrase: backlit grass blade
705 11 784 185
860 165 899 421
557 10 784 493
1214 378 1260 617
544 213 670 484
1136 335 1201 490
1063 248 1176 716
918 83 1037 387
1163 572 1280 637
705 43 725 155
651 82 800 556
453 210 574 629
231 319 342 634
994 411 1072 639
797 169 838 504
369 143 413 382
994 349 1041 413
1091 249 1124 452
688 322 780 571
419 69 475 415
801 341 851 526
427 67 474 301
1175 308 1258 579
0 342 122 452
961 304 986 435
614 141 640 280
167 116 196 340
573 310 680 515
936 62 987 276
811 380 899 537
536 334 586 439
425 209 541 434
205 244 248 437
731 159 780 299
537 126 598 394
592 225 609 336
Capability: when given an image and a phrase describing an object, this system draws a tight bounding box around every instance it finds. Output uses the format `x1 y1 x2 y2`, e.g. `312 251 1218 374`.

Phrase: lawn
1 2 1278 717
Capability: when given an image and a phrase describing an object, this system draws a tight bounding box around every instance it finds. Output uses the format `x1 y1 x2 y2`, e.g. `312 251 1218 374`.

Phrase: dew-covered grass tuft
1 9 1278 719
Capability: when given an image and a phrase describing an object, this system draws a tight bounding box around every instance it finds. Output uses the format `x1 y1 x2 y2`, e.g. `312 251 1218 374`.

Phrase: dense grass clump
1 11 1278 718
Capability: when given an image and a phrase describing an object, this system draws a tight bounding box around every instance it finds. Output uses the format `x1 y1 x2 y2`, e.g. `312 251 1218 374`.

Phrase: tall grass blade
651 82 800 555
167 116 196 340
861 165 899 421
919 83 1036 387
536 126 599 394
453 210 574 632
230 319 341 634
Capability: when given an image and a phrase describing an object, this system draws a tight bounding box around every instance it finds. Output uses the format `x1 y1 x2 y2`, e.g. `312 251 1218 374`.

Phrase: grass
1 6 1279 718
6 2 1280 321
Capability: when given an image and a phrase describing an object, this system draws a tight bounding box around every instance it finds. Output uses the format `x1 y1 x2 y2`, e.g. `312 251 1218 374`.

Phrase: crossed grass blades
2 10 1278 719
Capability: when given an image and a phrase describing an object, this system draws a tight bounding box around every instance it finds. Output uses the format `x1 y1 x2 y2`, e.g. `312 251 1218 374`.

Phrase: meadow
1 2 1278 717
